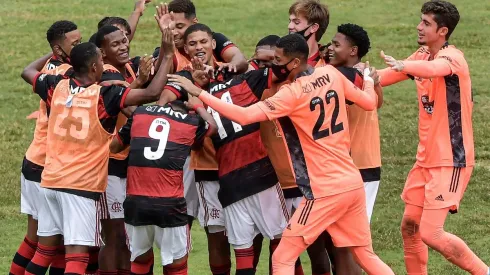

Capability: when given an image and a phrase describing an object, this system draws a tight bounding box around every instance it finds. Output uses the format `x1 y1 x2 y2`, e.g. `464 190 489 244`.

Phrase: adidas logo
435 195 444 201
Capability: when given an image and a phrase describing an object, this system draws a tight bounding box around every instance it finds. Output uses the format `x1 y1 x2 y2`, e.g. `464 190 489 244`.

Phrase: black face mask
295 24 314 41
57 45 71 64
271 58 295 83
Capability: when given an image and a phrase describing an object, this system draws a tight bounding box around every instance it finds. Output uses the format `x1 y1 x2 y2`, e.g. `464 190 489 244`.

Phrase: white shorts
126 224 189 266
37 188 101 247
285 196 302 217
20 173 42 220
224 183 288 248
183 157 199 218
364 180 380 222
196 180 225 233
100 176 127 220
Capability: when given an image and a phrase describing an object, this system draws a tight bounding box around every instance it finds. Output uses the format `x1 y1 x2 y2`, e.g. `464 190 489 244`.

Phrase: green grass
1 0 490 274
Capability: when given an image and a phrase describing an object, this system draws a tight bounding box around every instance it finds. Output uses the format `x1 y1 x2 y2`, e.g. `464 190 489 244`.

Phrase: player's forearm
198 91 267 125
121 106 136 117
145 55 173 100
231 54 249 74
357 81 377 111
21 53 52 85
378 68 409 87
127 11 142 42
109 137 126 154
375 84 384 109
401 59 452 78
195 106 218 137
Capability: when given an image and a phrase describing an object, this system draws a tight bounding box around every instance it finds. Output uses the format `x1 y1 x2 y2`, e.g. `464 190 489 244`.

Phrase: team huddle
8 0 487 274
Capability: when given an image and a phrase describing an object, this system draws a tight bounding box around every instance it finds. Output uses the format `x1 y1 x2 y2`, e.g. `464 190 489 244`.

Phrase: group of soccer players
9 0 489 274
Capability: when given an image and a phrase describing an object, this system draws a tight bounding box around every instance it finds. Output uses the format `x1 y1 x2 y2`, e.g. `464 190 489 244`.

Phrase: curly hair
337 23 370 59
421 0 460 40
276 33 309 62
46 20 78 46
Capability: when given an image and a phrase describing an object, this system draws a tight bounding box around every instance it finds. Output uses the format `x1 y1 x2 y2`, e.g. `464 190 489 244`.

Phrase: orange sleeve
378 68 410 87
198 91 268 125
402 58 452 78
255 84 299 120
342 71 377 111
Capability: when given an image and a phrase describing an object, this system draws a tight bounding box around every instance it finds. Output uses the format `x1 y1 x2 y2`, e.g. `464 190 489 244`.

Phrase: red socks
9 236 37 275
48 246 65 275
163 260 188 275
235 247 255 275
131 259 153 275
86 249 99 275
65 253 89 275
25 243 57 275
118 269 132 275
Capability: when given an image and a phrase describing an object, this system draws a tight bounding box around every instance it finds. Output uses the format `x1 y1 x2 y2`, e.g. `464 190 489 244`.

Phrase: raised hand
185 95 205 111
167 74 203 97
217 62 237 73
154 3 175 32
134 0 152 15
137 54 155 84
380 50 405 72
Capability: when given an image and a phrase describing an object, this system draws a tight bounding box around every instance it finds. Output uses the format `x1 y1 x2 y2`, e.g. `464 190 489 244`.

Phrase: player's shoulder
438 45 466 63
43 57 64 72
409 46 431 60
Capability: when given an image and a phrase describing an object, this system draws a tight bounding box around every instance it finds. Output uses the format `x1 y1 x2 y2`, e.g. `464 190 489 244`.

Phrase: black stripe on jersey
124 195 188 228
277 116 313 200
211 121 260 150
218 157 278 208
128 139 190 170
21 157 43 183
444 74 466 167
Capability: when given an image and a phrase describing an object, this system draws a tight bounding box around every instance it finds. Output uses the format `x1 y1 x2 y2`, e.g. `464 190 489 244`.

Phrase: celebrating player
379 1 490 275
288 0 329 67
9 20 80 275
109 97 216 275
19 18 175 274
167 33 395 275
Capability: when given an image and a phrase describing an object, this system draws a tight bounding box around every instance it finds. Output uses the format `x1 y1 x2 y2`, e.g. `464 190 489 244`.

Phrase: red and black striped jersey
117 104 207 227
207 68 278 207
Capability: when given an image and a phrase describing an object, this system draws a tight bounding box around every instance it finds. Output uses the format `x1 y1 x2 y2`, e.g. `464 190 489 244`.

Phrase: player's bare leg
99 219 130 274
163 255 189 275
252 234 263 271
419 207 488 275
306 234 332 275
10 215 38 275
25 235 61 275
131 249 154 275
205 228 231 275
331 247 361 275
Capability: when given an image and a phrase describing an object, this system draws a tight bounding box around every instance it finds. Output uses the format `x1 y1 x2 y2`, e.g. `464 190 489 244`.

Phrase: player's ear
310 23 319 34
52 45 63 57
292 57 301 69
184 44 189 55
100 48 107 59
212 39 216 50
193 17 199 24
351 46 359 57
438 26 449 38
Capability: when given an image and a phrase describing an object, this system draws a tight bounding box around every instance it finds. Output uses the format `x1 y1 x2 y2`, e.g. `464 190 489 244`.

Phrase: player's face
101 30 130 66
112 24 131 38
184 31 216 65
272 47 299 82
328 33 355 67
253 46 275 68
417 13 448 46
173 13 198 49
56 29 82 61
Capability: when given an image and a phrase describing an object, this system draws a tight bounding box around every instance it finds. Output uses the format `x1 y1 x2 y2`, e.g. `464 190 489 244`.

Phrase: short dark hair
98 16 132 35
337 23 371 59
289 0 330 41
46 20 78 46
88 33 97 44
256 35 280 48
168 0 196 19
70 42 99 74
95 25 120 48
421 0 460 40
183 23 213 43
276 34 309 61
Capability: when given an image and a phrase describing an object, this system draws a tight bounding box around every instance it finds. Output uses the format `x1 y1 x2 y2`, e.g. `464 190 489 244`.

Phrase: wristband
192 104 205 111
363 68 374 83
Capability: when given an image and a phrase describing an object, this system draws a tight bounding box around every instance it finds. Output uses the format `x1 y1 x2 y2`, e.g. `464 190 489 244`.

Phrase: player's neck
344 58 361 68
307 39 319 59
427 40 448 56
73 73 96 87
288 64 309 82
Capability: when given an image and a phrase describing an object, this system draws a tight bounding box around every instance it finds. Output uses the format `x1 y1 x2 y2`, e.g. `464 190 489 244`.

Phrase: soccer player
324 23 383 275
109 97 216 275
93 24 154 275
19 20 175 275
288 0 329 67
378 1 489 275
253 35 331 275
9 20 80 275
167 33 395 275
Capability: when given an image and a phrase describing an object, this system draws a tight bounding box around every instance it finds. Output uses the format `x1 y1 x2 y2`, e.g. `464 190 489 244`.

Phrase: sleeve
379 68 412 87
100 85 132 116
242 68 273 99
340 70 377 111
117 114 133 146
33 73 64 106
193 116 208 147
212 32 236 62
163 70 193 101
256 84 299 120
100 70 126 82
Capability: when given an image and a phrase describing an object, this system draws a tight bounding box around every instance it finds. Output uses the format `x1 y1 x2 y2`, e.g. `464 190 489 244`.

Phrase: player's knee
419 221 443 247
401 217 420 237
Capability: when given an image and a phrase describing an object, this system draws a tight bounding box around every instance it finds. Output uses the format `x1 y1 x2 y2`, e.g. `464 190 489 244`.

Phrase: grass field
1 0 490 274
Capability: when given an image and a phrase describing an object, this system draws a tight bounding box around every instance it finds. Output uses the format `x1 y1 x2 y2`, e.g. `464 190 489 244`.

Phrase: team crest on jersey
302 83 313 93
111 201 122 212
421 95 434 114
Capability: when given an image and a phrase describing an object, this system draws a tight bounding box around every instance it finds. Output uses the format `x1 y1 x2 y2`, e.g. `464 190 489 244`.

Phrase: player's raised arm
127 0 152 42
122 13 175 106
167 74 268 125
21 53 53 85
184 95 217 137
343 62 377 111
381 50 452 79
